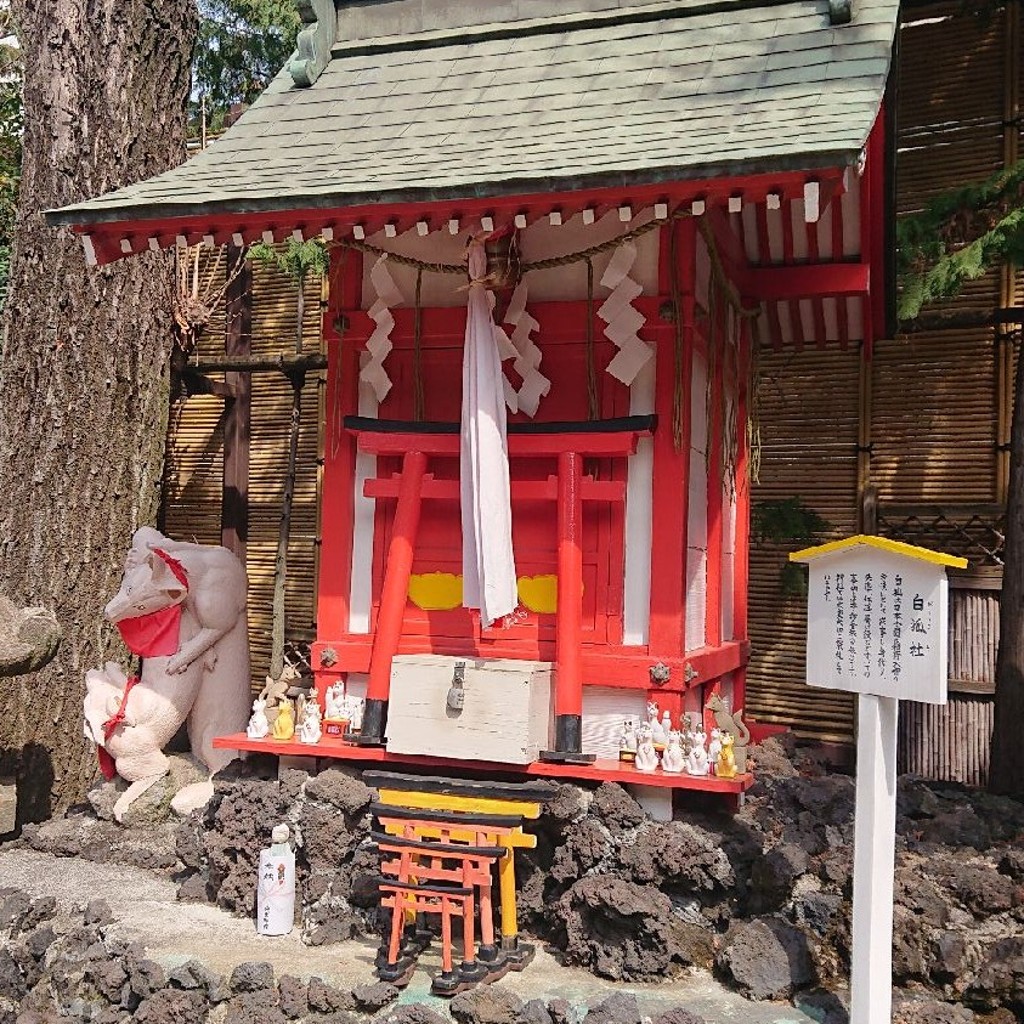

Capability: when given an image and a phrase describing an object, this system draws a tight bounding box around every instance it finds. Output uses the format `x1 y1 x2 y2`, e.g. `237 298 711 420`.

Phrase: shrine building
49 0 900 796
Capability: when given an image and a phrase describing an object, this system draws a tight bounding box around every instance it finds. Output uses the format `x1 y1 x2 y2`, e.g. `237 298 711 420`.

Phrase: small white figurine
246 697 270 740
618 719 638 760
324 682 347 721
660 709 672 741
344 694 365 732
647 701 666 746
708 727 723 770
634 722 660 772
661 729 684 773
686 726 710 776
297 695 322 745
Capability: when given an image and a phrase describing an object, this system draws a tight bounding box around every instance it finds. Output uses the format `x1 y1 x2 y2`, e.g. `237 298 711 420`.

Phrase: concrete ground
0 847 816 1023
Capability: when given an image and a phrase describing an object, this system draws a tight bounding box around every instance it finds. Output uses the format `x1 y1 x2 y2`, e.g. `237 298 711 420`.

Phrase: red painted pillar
542 450 594 762
358 449 428 745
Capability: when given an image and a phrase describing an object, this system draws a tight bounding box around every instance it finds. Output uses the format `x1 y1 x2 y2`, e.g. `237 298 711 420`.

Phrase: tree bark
0 0 196 823
991 340 1024 798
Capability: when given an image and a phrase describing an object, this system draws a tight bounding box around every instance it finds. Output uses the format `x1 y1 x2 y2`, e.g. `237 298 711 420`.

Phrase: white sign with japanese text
804 548 949 705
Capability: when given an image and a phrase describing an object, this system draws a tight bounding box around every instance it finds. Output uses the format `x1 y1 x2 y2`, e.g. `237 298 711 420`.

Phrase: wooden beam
221 245 251 561
195 352 328 374
747 261 869 301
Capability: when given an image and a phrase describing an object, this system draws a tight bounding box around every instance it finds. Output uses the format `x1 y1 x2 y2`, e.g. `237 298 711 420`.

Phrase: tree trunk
0 0 196 824
991 340 1024 798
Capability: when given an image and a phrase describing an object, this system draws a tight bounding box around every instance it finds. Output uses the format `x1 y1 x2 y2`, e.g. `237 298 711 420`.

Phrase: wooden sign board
790 535 967 1024
792 536 966 705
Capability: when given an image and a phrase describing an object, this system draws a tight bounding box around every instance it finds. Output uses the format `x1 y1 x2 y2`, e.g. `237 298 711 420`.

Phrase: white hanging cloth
461 239 518 627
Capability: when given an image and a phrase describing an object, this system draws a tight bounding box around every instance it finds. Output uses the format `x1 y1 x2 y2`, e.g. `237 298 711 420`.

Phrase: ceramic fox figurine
715 732 737 779
661 730 685 773
635 722 659 772
272 699 295 741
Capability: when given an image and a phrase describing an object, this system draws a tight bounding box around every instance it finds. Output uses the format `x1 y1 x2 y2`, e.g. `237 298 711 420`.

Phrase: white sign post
790 536 966 1024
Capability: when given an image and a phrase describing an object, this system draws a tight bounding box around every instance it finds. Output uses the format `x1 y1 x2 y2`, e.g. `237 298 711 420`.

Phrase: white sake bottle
257 824 296 936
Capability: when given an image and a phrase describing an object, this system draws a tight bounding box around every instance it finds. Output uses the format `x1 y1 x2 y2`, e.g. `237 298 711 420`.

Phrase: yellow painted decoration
407 572 463 611
789 534 967 570
271 699 295 741
517 574 559 614
377 788 542 820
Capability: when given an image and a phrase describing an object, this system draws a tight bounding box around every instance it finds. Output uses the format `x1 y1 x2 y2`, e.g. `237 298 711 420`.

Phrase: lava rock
651 1009 707 1024
229 962 275 994
223 991 287 1024
0 946 26 1001
306 976 354 1013
892 997 975 1023
450 986 526 1024
556 876 707 981
748 843 809 914
967 937 1024 1012
547 998 575 1024
131 988 209 1024
717 917 816 1000
381 1006 450 1024
276 975 307 1019
84 900 114 927
350 981 398 1013
521 998 553 1024
591 783 646 830
304 769 373 815
582 992 641 1024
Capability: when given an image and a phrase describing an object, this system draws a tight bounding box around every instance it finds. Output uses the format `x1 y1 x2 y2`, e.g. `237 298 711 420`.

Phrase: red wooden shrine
50 0 896 794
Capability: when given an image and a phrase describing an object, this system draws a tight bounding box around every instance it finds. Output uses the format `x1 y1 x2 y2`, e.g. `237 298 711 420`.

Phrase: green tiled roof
50 0 899 227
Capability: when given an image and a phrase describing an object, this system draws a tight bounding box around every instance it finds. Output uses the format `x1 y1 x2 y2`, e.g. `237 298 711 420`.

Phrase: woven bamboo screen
162 249 324 689
745 3 1018 749
746 343 860 744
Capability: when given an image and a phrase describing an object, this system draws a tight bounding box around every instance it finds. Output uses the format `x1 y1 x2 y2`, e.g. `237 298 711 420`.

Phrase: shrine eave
51 162 850 269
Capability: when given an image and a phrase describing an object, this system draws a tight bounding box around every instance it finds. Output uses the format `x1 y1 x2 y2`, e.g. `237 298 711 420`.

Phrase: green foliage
897 161 1024 320
752 497 830 545
247 238 327 282
191 0 299 137
752 497 829 597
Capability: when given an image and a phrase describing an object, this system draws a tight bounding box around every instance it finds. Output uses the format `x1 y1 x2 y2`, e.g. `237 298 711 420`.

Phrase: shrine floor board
212 734 754 794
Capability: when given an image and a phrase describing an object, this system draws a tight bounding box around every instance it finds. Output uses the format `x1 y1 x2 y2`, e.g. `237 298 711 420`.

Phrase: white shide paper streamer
598 242 654 386
502 279 550 417
360 255 403 402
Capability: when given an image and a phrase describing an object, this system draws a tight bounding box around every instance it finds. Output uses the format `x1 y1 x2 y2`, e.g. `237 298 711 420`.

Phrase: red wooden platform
212 733 754 793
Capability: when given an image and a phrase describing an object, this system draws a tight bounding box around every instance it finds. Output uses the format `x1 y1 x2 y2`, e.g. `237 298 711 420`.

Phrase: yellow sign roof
789 534 968 569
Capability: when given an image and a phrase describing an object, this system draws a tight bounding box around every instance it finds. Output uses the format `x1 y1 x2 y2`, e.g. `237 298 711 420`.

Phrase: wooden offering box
386 655 552 765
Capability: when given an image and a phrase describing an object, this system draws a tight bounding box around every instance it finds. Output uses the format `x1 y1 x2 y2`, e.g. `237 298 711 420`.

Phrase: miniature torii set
51 0 899 795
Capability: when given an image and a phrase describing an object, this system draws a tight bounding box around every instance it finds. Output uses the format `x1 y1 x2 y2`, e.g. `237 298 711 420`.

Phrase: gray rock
85 900 113 927
229 961 275 994
167 959 216 992
126 958 166 1000
717 918 816 1000
450 986 526 1024
0 946 26 1001
582 993 641 1024
521 999 553 1024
